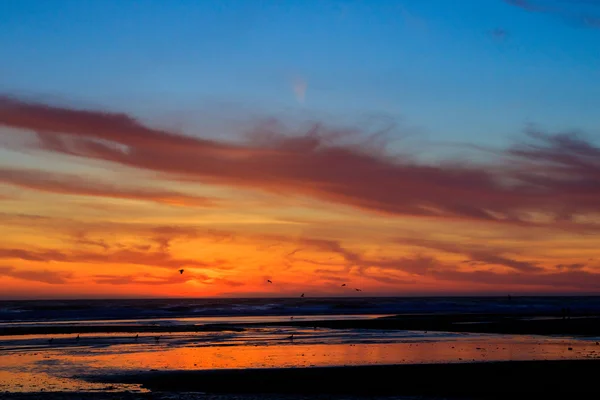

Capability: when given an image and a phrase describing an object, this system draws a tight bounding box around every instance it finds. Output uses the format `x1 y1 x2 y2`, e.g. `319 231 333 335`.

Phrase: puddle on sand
1 334 599 392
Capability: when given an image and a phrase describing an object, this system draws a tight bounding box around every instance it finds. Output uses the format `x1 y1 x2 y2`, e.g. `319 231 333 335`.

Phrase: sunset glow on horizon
1 0 600 298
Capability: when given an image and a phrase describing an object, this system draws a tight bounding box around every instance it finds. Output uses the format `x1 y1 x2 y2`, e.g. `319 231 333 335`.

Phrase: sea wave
1 296 600 324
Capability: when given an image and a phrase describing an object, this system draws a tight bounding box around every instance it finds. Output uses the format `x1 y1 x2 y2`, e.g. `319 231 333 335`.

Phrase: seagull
341 284 346 287
179 269 184 274
355 288 362 292
300 293 305 298
267 279 272 284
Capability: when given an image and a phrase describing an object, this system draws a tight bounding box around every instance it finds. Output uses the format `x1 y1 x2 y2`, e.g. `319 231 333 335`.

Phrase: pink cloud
1 96 600 229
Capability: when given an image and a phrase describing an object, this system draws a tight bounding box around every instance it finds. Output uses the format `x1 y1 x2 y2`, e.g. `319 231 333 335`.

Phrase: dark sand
81 360 600 398
265 313 600 336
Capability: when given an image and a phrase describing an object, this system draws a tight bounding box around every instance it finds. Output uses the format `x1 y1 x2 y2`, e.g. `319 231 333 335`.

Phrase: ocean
3 296 600 324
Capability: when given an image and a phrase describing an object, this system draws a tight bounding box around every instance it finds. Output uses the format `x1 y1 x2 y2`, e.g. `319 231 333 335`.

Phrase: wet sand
81 360 600 398
4 361 600 399
1 331 599 394
2 311 600 398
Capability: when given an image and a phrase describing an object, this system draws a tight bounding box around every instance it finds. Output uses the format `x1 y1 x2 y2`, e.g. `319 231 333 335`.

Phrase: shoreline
276 313 600 336
3 312 600 337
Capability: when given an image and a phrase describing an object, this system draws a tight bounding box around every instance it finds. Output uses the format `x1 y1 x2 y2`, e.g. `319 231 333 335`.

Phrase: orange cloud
0 245 226 270
2 95 600 297
0 265 72 284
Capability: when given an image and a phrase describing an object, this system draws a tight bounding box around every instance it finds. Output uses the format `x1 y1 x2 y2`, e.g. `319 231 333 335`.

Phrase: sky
1 0 600 299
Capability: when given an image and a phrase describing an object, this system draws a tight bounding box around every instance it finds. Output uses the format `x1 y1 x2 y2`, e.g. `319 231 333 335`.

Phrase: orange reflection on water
81 340 598 371
1 339 599 392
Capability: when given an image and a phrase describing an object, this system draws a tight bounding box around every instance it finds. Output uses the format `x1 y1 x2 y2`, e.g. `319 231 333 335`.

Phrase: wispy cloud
0 168 217 207
504 0 548 13
93 272 203 286
292 76 307 104
489 27 510 41
0 245 227 270
399 237 544 273
2 95 600 295
0 265 72 284
0 209 598 292
294 238 600 290
433 268 600 290
504 0 600 29
2 95 600 229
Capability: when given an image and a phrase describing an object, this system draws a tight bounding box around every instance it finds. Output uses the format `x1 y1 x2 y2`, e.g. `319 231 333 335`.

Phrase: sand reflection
1 330 599 392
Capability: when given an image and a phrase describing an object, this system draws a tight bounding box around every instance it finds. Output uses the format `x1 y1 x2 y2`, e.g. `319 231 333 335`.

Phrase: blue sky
1 0 600 147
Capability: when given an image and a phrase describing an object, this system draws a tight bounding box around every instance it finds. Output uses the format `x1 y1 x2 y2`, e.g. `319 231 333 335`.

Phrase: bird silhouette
287 334 294 341
355 288 362 292
267 279 272 283
300 293 304 298
76 334 80 341
155 336 160 343
341 284 346 287
135 334 139 340
179 269 184 274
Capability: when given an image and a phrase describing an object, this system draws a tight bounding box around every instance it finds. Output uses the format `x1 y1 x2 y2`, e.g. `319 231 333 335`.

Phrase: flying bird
155 336 160 343
267 279 272 284
341 284 346 287
355 288 362 292
179 269 184 274
300 293 305 298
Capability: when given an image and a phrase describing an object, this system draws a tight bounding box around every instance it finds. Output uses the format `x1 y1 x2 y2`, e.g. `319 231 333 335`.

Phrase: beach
1 297 600 399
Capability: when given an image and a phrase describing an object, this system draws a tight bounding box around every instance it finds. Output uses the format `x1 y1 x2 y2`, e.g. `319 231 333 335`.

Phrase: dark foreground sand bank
78 360 600 398
0 394 404 400
275 313 600 336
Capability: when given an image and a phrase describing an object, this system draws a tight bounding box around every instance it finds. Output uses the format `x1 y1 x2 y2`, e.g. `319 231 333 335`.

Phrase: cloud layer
2 96 600 228
2 94 600 296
